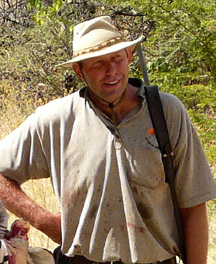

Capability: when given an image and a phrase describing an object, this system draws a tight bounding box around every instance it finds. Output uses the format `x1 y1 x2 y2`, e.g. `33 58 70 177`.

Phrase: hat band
73 36 124 59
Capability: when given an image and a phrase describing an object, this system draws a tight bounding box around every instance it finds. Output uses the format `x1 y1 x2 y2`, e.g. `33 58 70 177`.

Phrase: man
0 16 215 264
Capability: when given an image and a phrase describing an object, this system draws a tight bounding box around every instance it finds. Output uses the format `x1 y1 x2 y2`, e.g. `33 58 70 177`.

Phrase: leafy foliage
0 0 215 163
103 0 216 162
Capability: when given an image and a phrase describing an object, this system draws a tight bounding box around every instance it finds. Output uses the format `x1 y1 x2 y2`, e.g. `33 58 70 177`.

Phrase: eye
111 54 123 62
92 60 103 68
113 55 121 60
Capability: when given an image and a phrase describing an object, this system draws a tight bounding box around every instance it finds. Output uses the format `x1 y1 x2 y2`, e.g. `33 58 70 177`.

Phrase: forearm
180 203 208 264
0 173 61 244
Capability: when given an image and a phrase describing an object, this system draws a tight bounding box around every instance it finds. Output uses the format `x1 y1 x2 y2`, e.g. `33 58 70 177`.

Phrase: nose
105 61 116 76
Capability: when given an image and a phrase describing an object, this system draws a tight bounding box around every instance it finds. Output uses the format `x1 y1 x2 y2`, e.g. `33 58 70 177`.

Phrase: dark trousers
53 247 177 264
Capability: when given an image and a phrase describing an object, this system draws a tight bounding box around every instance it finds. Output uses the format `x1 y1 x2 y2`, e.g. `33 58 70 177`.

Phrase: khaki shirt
0 79 216 263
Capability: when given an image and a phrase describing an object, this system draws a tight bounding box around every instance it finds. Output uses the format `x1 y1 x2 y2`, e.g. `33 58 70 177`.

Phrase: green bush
0 0 215 163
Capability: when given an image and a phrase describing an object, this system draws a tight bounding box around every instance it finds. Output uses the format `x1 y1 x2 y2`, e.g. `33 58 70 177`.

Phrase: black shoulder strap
145 85 186 263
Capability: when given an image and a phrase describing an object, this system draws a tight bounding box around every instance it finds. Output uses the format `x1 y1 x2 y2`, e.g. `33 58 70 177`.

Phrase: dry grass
0 83 60 252
8 179 60 252
0 84 215 262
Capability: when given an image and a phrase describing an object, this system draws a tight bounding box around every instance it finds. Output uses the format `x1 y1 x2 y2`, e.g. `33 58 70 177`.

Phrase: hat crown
59 16 144 67
73 16 121 54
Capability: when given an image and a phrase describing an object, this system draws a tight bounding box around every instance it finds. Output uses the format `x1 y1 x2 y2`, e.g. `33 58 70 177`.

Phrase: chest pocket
125 143 165 189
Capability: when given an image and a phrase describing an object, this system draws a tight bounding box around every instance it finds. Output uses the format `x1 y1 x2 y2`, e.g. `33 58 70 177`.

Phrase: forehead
82 49 126 64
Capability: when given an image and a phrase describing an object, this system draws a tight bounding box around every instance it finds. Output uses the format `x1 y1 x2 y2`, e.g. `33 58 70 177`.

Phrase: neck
88 85 141 124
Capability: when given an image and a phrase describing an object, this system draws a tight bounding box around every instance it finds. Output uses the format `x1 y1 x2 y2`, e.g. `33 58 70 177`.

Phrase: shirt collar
128 78 145 98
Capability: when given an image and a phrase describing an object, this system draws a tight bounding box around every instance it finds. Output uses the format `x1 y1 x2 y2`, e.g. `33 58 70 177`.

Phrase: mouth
103 80 120 86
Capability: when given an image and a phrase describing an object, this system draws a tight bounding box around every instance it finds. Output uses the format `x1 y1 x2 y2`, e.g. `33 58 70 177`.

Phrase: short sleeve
161 92 216 208
0 113 50 185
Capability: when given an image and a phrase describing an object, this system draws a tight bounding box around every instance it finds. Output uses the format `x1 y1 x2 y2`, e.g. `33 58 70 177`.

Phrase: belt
101 257 177 264
97 258 176 264
55 255 176 264
54 247 176 264
153 257 177 264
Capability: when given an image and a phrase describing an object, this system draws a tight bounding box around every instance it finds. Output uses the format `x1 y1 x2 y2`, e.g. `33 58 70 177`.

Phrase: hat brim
58 36 145 68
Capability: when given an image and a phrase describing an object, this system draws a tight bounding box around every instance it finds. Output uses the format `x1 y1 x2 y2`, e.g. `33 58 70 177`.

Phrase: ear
125 47 133 64
72 63 84 80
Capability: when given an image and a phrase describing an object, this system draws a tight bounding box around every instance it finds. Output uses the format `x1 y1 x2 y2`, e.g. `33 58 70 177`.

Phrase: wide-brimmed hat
59 16 144 68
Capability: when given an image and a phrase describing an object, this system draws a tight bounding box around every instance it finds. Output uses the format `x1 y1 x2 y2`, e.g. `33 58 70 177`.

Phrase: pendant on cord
114 135 123 150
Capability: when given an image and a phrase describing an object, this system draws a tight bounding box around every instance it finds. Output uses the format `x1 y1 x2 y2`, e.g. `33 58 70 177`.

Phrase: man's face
73 48 132 104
